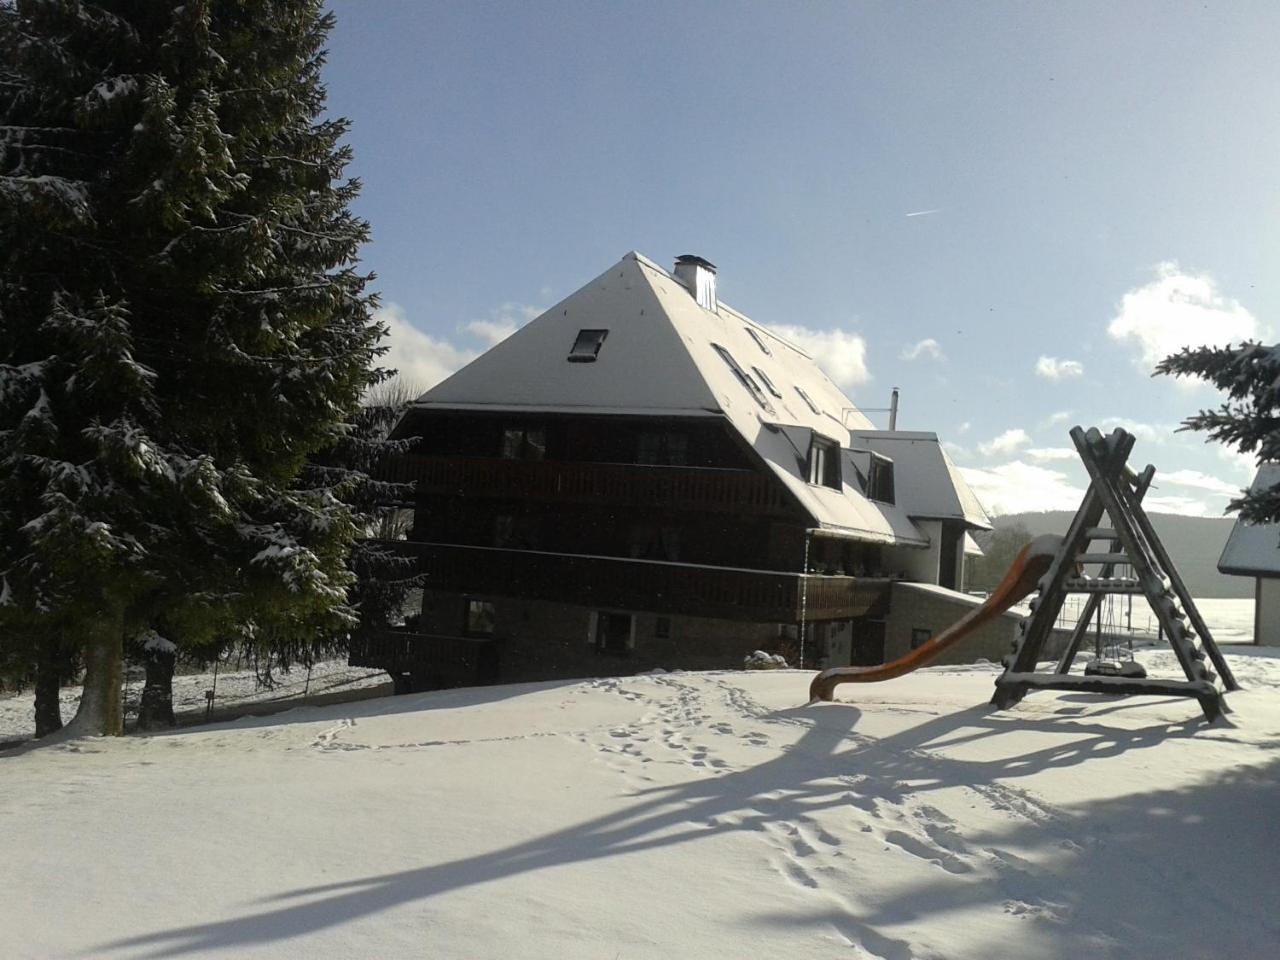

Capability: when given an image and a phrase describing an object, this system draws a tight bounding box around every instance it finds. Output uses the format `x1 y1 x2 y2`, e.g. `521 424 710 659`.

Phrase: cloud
1142 494 1218 517
905 208 941 218
958 421 971 434
1026 446 1076 462
1216 445 1258 483
1093 417 1175 445
978 428 1031 457
375 300 546 394
1108 262 1265 378
901 338 945 362
768 324 870 388
1158 469 1244 499
1038 410 1073 431
959 461 1086 515
377 303 480 393
1035 356 1084 380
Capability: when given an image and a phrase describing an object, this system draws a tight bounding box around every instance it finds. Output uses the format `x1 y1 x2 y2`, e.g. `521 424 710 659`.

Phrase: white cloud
1094 417 1174 445
1158 469 1244 498
958 421 971 434
464 319 519 347
1039 410 1073 430
768 324 870 388
1035 356 1084 380
1108 262 1265 379
978 428 1031 457
941 440 968 459
1216 445 1258 483
1142 494 1218 517
377 303 480 393
901 338 944 362
1026 447 1076 462
959 461 1086 515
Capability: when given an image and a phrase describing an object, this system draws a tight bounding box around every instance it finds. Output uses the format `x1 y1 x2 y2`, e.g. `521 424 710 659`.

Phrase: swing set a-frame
810 426 1238 722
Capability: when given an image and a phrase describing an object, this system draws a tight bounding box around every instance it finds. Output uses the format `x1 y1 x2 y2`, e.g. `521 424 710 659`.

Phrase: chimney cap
674 254 717 273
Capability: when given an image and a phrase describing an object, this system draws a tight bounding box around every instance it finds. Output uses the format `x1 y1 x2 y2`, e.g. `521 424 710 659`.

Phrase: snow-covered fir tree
1157 342 1273 518
0 1 384 736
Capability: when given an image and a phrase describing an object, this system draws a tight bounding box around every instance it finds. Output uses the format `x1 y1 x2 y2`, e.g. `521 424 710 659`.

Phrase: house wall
888 519 943 583
1257 577 1280 645
417 589 785 682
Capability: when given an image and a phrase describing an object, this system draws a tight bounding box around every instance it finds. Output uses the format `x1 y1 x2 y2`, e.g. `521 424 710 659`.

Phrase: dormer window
501 425 546 460
753 366 783 398
807 438 840 489
712 343 775 414
746 327 772 356
568 328 608 362
867 454 895 504
794 386 821 415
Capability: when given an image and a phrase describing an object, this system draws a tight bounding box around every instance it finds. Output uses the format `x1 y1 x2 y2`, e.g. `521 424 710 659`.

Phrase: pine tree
0 1 382 736
1157 343 1271 520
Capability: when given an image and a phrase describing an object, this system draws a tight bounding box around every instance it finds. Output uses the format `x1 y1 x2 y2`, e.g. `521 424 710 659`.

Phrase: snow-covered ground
0 659 388 745
4 650 1279 959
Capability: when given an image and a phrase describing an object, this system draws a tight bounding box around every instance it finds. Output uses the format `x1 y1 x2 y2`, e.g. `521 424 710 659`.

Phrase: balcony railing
376 540 889 623
383 455 796 517
348 629 499 683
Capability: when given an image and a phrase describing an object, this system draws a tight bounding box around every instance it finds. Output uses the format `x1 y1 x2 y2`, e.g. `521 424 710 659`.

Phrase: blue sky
324 0 1280 516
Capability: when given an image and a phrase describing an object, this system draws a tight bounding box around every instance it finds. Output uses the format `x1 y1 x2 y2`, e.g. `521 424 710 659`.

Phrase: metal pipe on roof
889 388 900 430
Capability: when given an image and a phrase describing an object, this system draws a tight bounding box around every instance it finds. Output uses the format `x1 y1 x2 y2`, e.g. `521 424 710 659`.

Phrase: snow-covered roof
412 251 981 547
1218 464 1280 576
848 430 992 530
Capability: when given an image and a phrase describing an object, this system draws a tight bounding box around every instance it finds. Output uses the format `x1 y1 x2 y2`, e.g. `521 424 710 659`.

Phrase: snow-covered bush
743 650 788 670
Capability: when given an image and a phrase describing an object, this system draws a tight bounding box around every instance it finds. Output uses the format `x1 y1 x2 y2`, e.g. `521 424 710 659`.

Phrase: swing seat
1084 658 1148 680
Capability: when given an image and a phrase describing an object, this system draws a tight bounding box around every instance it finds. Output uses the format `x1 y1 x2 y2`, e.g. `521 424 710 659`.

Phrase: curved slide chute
809 534 1062 703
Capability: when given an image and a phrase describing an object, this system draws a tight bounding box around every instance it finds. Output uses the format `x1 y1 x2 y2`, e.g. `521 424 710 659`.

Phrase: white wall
888 519 943 583
1257 577 1280 645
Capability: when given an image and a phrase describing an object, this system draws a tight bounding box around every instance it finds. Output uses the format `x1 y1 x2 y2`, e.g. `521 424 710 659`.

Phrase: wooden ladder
991 426 1238 722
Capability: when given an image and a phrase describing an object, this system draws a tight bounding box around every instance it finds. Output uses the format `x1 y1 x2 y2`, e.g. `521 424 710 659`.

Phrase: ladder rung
1064 577 1143 593
1076 552 1131 565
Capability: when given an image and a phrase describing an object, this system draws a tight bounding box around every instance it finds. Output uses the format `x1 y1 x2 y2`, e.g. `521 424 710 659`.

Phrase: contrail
905 208 941 218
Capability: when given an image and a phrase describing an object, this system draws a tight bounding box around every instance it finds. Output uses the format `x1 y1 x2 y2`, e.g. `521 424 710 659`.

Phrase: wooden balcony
377 540 889 623
348 629 499 685
383 455 796 517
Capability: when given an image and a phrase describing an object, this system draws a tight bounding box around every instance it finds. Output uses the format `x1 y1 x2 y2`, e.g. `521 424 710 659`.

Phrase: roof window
753 366 783 398
794 385 822 415
746 327 772 356
807 438 841 489
568 329 608 362
712 343 774 414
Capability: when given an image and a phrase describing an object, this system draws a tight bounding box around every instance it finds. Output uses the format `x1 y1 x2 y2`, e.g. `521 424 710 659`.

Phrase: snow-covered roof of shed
848 430 992 530
1218 464 1280 576
412 251 942 546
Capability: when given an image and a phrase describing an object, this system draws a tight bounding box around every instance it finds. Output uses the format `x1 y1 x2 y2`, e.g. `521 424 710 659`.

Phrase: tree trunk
136 644 176 730
62 625 124 737
33 639 65 738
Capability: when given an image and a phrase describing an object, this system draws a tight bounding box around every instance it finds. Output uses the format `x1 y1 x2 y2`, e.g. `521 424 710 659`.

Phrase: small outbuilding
1217 463 1280 646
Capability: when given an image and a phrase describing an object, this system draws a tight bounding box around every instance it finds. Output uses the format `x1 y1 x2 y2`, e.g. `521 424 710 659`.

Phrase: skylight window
712 343 774 414
794 385 821 415
753 366 783 398
746 327 772 356
568 328 608 362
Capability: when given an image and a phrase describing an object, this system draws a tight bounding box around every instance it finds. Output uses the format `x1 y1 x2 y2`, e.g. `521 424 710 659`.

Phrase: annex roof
410 251 980 547
848 430 992 530
1218 464 1280 576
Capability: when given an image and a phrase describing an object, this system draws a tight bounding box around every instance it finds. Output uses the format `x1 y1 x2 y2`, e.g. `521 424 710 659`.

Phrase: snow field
3 650 1280 959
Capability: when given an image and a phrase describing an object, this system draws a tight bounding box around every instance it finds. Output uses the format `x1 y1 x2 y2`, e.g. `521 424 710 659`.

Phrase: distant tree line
0 1 418 738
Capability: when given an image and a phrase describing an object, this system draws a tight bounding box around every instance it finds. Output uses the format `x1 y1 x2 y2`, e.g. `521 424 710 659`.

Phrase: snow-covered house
358 252 994 689
1218 463 1280 646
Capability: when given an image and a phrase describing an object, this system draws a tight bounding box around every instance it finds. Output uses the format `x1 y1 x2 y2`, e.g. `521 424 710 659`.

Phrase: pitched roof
411 251 984 547
1218 463 1280 576
848 430 992 530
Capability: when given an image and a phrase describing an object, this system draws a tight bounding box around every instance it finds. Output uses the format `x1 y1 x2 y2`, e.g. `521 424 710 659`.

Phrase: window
593 612 634 656
465 599 496 636
568 328 608 362
654 617 671 640
794 385 822 415
712 343 775 414
752 366 783 398
807 438 841 489
501 425 546 460
637 431 689 466
745 326 772 355
867 454 895 504
911 628 932 650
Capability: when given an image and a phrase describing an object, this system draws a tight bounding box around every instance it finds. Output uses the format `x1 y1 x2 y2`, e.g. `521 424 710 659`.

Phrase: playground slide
809 534 1062 703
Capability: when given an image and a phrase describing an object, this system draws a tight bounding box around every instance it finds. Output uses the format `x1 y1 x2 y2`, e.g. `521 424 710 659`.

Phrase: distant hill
987 511 1249 599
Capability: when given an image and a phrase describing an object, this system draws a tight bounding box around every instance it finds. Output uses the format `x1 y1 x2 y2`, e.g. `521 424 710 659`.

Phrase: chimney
673 254 717 312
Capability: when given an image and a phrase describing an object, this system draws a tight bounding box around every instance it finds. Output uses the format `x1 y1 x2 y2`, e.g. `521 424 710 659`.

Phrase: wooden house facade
354 253 992 690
